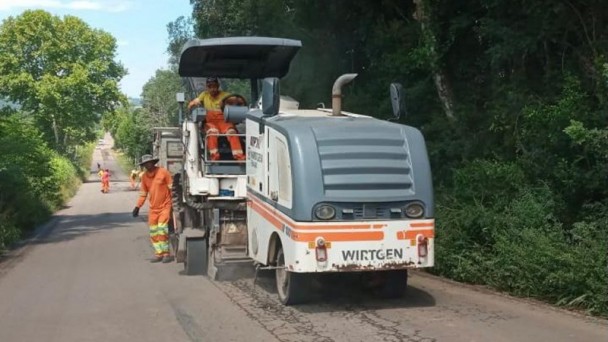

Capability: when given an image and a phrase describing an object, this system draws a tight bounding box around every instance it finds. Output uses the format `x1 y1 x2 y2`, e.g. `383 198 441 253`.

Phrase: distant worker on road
98 168 104 192
129 169 139 190
98 168 110 193
132 155 174 263
101 169 111 193
187 76 245 161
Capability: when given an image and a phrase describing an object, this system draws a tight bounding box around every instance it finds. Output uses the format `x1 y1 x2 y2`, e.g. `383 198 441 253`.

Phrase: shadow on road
0 211 144 277
242 268 436 311
32 212 140 245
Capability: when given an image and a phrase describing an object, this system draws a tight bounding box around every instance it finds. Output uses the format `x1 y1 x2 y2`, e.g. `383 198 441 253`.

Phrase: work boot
149 256 163 263
162 255 174 263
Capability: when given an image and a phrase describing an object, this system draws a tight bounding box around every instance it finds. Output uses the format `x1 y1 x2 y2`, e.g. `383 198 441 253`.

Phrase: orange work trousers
148 206 171 258
204 119 245 160
101 179 110 193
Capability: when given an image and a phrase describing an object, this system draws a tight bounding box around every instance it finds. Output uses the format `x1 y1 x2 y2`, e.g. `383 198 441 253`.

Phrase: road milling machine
171 37 435 305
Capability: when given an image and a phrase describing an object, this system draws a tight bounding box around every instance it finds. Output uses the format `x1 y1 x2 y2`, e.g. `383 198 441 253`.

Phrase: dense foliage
182 0 608 315
0 10 126 152
0 10 123 249
102 105 152 163
0 115 91 249
103 69 184 164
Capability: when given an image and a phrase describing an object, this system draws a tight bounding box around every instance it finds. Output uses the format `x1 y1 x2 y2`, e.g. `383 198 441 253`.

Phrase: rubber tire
184 238 208 276
380 270 408 298
275 247 309 305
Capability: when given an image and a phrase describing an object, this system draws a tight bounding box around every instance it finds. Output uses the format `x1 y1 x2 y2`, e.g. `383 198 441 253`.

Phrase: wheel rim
276 250 289 299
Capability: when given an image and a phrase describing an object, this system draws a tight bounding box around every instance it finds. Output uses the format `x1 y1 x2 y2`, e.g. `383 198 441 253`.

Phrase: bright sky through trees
0 0 192 98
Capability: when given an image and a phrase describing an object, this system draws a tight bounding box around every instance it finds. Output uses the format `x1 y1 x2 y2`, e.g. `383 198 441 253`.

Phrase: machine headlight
404 202 424 218
315 205 336 220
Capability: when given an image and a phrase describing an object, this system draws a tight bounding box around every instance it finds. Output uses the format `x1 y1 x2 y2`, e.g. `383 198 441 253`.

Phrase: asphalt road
0 135 606 342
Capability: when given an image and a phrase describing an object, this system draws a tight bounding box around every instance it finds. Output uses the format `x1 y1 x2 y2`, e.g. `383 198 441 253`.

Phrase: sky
0 0 193 98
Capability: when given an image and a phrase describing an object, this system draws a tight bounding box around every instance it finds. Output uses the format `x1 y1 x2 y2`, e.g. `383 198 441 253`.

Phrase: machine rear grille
313 124 414 200
351 206 389 219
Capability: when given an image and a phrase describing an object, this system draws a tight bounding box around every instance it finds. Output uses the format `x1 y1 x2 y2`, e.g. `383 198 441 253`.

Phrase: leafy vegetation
102 69 184 164
0 115 83 249
0 10 126 152
0 10 124 250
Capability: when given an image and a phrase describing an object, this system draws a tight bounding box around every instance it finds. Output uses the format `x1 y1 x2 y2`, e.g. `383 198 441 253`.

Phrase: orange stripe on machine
248 198 384 242
290 231 384 242
396 229 435 240
248 195 375 230
410 222 434 228
248 200 283 231
249 194 432 243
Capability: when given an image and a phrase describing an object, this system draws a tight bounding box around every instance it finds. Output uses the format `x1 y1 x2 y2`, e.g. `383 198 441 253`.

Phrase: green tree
110 106 152 163
0 115 54 248
141 69 183 127
0 113 83 250
167 16 195 67
0 10 126 152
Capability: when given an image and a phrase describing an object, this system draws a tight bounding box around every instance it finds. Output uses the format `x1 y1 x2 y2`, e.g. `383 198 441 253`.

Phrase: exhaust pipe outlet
332 73 358 116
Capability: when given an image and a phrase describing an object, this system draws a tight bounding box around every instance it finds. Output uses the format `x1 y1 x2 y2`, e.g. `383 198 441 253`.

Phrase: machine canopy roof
178 37 302 79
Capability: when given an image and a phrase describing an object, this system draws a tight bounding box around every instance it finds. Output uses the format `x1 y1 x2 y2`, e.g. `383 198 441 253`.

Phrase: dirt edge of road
413 270 608 323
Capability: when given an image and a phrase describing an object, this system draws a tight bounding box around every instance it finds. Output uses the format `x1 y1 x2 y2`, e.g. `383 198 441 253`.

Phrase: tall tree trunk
413 0 456 121
51 114 60 148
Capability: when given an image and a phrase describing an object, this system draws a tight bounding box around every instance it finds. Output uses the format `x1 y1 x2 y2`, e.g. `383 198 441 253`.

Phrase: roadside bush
0 115 89 250
434 158 607 316
0 187 25 250
73 142 96 178
0 166 51 250
41 155 80 210
0 218 20 251
491 203 607 315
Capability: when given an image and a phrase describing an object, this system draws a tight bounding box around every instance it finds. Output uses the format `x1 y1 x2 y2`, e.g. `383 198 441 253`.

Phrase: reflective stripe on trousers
148 207 171 257
204 120 245 159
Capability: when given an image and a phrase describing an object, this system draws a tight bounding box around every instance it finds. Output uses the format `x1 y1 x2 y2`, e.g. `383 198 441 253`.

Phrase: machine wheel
184 238 208 275
379 270 408 298
275 246 309 305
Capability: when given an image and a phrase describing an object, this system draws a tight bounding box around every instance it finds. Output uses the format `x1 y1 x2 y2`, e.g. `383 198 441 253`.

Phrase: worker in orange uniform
101 169 110 193
129 169 138 190
187 77 245 161
98 168 104 192
131 155 174 263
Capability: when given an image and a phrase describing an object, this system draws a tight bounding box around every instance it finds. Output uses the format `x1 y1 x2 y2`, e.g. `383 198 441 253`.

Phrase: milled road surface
0 135 606 342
